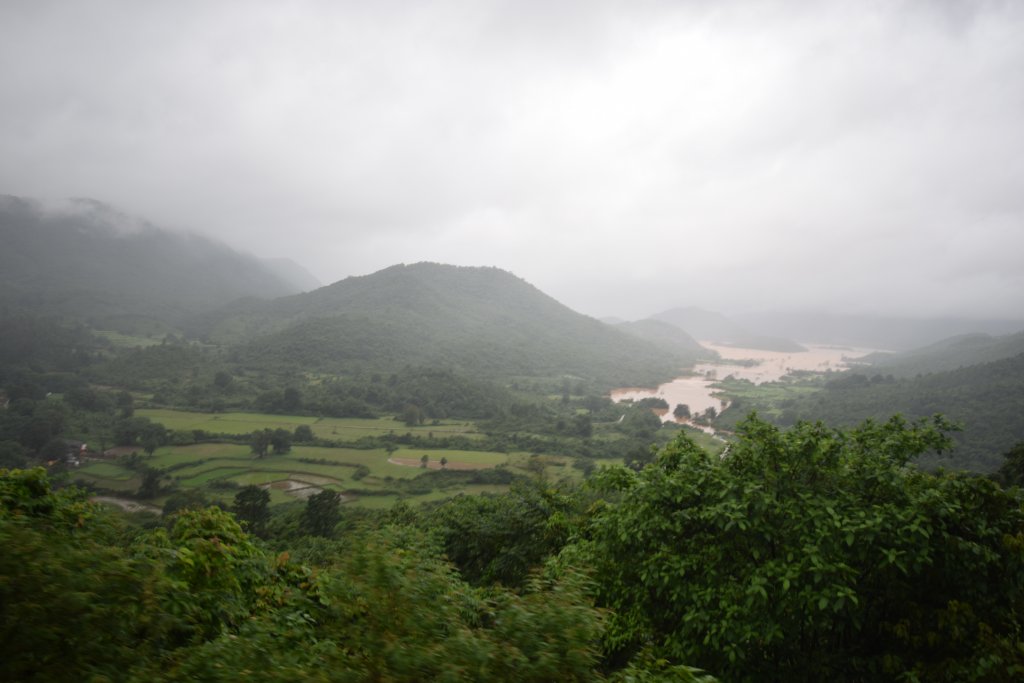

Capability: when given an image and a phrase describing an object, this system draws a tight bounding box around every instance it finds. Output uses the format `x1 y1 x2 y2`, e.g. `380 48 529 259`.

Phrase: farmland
74 418 613 509
136 408 482 440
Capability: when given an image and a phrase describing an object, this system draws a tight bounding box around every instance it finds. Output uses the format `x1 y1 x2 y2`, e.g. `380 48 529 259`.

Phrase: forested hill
781 352 1024 471
0 195 310 325
614 318 713 357
202 262 696 387
855 331 1024 378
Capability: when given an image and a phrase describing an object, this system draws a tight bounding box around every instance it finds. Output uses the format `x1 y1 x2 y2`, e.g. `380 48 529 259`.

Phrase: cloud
1 0 1022 320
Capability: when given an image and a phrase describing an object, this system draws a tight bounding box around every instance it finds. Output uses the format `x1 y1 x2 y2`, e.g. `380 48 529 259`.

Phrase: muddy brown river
611 342 873 426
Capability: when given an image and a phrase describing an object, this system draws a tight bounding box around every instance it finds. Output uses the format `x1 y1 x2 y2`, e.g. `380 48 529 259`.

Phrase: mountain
782 353 1024 472
0 195 304 326
203 262 694 387
856 332 1024 378
262 257 321 293
614 319 715 358
732 311 1024 351
651 306 804 352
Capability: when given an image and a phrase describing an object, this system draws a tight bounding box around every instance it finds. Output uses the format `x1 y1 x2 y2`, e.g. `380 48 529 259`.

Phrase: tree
426 481 579 588
576 414 1024 682
994 442 1024 487
137 465 164 499
250 429 272 457
163 489 211 518
0 441 28 469
139 422 166 456
270 428 292 455
440 456 448 469
293 424 314 443
232 485 270 537
673 403 690 419
573 413 593 438
403 403 423 427
301 489 341 538
420 454 429 468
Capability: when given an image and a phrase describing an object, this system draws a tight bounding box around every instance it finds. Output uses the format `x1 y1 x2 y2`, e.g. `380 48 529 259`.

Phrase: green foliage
232 484 271 537
0 469 171 682
573 415 1024 681
994 442 1024 488
426 481 580 587
773 355 1024 472
300 489 341 538
0 468 607 681
293 424 314 442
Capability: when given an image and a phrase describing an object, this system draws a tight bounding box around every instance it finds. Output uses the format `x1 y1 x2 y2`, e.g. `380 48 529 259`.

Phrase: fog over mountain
1 2 1023 322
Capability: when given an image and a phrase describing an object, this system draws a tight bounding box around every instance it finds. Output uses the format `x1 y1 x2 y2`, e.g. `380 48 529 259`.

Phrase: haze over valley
3 2 1024 681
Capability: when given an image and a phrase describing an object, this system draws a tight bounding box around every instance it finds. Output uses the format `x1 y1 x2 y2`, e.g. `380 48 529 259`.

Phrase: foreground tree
300 489 341 538
232 485 270 537
571 414 1024 682
0 468 608 682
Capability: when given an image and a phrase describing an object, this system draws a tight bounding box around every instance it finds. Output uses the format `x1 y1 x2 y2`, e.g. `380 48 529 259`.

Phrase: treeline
4 414 1024 681
769 354 1024 471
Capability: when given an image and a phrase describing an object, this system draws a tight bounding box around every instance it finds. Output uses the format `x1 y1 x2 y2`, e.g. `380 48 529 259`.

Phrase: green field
94 330 165 348
137 409 481 440
75 440 549 509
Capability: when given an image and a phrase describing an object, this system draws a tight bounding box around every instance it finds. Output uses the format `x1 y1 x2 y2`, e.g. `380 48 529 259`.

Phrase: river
610 342 873 427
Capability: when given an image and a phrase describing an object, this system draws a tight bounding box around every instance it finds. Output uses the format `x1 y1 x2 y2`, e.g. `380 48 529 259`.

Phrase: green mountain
855 332 1024 378
0 195 309 326
614 319 715 358
203 263 692 387
782 353 1024 472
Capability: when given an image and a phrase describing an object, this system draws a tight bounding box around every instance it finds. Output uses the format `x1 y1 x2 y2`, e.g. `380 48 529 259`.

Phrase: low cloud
1 1 1022 320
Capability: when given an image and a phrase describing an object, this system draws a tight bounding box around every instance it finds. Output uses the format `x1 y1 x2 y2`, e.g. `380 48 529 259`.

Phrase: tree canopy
569 414 1024 681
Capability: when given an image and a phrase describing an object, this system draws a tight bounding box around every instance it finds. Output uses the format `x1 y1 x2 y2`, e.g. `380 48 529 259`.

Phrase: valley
2 194 1023 682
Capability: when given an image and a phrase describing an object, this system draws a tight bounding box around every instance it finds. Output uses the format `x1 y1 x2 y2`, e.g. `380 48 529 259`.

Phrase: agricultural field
94 330 166 348
73 440 592 510
136 408 482 440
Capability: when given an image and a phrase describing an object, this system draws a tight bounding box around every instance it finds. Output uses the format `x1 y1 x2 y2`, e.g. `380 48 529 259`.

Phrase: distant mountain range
0 195 316 326
732 311 1024 351
648 306 805 352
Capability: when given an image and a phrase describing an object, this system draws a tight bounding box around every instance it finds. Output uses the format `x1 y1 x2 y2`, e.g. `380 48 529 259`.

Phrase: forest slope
0 195 307 325
209 263 693 387
780 353 1024 471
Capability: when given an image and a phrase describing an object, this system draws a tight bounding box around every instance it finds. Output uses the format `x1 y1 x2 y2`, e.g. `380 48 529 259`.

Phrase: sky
1 0 1023 321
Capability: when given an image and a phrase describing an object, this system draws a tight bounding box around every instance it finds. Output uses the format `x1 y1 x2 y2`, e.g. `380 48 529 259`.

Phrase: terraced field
73 441 569 509
136 409 482 440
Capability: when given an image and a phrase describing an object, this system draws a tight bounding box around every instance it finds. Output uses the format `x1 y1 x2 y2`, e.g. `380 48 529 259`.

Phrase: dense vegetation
3 195 1024 680
0 195 308 326
4 414 1024 681
735 354 1024 472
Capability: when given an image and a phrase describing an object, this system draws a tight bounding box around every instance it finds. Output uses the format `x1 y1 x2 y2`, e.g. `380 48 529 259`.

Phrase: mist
1 1 1022 321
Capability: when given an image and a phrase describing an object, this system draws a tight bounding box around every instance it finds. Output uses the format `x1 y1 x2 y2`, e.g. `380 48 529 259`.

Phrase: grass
136 409 482 440
82 441 531 508
78 462 136 480
94 330 164 348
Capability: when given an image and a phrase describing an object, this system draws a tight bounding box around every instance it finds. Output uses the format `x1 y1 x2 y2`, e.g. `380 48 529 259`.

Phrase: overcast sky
1 1 1022 320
